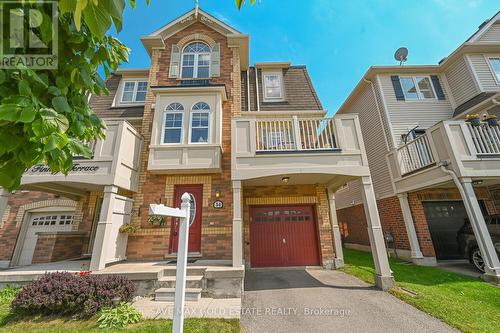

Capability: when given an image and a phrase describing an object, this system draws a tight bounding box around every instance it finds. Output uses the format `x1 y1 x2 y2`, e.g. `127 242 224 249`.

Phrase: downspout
247 69 251 112
255 67 260 112
439 162 494 271
363 78 390 150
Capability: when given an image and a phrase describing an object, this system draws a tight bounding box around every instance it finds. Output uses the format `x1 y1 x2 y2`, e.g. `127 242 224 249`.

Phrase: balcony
21 121 143 197
387 121 500 193
232 114 370 183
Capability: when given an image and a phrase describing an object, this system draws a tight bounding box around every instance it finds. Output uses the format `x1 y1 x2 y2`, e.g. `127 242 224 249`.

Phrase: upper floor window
121 80 148 103
263 72 284 101
488 57 500 83
163 103 184 144
190 102 210 143
182 42 210 79
400 76 436 100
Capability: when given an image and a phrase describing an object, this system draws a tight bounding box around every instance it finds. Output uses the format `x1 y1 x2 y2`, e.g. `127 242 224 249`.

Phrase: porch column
460 179 500 283
90 185 118 271
360 176 395 290
397 193 424 262
327 187 344 268
232 180 243 267
0 188 9 223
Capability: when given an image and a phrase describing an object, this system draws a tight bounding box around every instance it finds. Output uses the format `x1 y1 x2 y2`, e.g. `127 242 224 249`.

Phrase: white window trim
188 103 211 144
161 110 184 145
400 76 437 101
262 71 285 102
486 56 500 85
181 44 211 79
119 79 148 104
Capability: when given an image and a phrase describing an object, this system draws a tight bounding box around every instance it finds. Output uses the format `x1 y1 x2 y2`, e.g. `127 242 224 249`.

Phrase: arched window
163 103 184 144
190 102 210 143
181 42 210 79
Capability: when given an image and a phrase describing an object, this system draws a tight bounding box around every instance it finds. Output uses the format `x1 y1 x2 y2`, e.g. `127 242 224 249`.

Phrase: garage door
423 201 468 260
18 212 75 266
250 205 320 267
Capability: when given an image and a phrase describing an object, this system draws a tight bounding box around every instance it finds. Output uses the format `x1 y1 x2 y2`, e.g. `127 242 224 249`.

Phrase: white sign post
149 192 191 333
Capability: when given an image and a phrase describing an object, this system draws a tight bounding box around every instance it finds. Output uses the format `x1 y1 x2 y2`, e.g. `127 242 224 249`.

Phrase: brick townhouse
335 11 500 284
0 7 396 291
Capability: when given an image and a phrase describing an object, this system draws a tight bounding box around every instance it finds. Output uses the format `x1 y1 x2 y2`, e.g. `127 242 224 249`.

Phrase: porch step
162 267 207 277
154 288 202 302
157 275 204 289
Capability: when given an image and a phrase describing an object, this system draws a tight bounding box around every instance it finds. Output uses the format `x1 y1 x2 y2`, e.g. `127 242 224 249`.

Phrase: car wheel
470 248 485 272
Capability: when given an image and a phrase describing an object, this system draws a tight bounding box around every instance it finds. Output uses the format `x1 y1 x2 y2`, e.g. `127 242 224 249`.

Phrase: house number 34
213 200 223 209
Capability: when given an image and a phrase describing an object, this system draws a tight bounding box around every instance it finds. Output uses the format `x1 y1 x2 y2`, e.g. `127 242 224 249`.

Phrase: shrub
11 272 136 317
97 302 142 329
0 286 21 303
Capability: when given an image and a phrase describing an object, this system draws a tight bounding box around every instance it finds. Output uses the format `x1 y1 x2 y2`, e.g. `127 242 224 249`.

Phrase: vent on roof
478 19 489 30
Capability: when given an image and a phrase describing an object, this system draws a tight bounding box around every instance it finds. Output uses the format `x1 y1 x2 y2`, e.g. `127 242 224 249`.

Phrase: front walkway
241 268 457 333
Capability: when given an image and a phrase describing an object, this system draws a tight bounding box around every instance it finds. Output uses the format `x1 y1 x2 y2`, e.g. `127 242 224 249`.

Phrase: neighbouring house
335 11 500 284
0 7 395 293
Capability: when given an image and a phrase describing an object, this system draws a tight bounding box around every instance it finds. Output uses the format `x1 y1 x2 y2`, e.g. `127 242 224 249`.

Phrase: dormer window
121 80 148 103
182 42 211 79
263 72 284 102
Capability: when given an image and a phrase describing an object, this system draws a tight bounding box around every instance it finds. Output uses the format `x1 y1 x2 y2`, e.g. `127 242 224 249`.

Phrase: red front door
250 205 320 267
170 185 203 253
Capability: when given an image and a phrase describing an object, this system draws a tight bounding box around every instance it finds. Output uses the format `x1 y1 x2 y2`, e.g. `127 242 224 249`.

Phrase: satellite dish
394 47 408 66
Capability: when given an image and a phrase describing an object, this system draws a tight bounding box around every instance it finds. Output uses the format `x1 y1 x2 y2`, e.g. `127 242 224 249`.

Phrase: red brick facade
338 186 499 259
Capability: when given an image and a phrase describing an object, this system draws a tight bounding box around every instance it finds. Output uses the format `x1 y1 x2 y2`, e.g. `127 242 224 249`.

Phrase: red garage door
250 205 321 267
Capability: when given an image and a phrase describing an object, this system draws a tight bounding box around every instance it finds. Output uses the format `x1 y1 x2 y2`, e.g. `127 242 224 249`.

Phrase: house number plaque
213 200 223 209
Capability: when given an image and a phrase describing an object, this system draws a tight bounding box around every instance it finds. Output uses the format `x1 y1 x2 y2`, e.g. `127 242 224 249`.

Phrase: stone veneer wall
242 184 335 267
126 22 240 260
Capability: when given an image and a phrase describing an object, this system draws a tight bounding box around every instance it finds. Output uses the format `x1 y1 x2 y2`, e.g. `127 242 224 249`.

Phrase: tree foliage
0 0 149 191
235 0 256 10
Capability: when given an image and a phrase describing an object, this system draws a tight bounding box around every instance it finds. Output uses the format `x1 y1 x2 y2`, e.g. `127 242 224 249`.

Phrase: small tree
0 0 149 191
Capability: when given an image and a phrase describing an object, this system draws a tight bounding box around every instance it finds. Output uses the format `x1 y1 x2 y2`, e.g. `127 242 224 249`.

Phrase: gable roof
148 8 241 38
140 7 249 69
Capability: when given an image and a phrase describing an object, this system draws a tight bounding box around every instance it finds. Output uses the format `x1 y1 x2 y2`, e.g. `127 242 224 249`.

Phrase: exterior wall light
281 176 290 184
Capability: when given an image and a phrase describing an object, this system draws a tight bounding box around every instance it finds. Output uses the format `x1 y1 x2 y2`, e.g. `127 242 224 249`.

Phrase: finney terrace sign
28 164 100 175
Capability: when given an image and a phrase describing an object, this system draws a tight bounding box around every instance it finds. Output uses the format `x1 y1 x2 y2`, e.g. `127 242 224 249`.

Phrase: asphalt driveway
241 268 457 333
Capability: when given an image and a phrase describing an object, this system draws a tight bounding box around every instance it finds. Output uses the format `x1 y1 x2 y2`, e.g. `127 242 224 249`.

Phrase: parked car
457 215 500 272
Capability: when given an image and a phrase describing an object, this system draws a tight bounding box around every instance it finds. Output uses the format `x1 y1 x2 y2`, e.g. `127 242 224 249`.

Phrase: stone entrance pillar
397 193 425 263
232 181 243 267
90 185 118 271
360 176 395 290
460 179 500 284
327 187 344 268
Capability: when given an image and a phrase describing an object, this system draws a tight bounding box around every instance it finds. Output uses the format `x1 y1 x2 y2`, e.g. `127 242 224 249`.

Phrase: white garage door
18 212 75 266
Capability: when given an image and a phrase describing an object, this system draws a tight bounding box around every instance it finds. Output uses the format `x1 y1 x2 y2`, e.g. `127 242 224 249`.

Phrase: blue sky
116 0 499 114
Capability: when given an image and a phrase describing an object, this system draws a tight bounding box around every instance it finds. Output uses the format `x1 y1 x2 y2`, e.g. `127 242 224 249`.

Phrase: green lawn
0 298 239 333
340 248 500 333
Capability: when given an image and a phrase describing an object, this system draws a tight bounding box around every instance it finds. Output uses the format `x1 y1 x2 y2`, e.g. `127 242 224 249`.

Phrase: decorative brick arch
15 199 77 228
177 33 216 49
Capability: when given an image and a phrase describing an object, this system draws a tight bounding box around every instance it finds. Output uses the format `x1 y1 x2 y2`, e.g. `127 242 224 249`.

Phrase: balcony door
169 185 203 254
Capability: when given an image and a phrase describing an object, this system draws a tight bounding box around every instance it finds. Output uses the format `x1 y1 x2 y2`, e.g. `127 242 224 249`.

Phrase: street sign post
149 192 191 333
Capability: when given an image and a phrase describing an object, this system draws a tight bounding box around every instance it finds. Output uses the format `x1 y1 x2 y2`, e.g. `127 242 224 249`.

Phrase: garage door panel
18 212 75 266
250 205 320 267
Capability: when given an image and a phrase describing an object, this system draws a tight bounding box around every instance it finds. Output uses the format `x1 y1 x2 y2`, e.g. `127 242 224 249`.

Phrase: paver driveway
241 268 457 333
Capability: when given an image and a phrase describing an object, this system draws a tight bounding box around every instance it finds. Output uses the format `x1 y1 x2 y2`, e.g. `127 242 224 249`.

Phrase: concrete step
155 288 202 302
157 275 204 289
162 267 207 277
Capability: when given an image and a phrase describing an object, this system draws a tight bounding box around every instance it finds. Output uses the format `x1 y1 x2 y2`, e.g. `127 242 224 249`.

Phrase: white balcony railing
466 122 500 155
255 117 337 152
396 135 435 175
